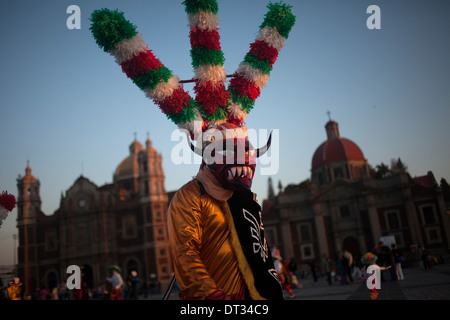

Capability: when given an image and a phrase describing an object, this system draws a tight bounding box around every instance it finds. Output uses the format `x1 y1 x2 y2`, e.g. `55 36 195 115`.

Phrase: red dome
311 120 365 169
312 138 365 169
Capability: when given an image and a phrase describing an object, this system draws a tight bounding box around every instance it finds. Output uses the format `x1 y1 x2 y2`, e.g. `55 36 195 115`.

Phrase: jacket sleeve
167 181 218 299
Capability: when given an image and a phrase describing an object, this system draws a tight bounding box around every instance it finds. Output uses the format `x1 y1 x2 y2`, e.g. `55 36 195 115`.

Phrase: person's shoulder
176 179 201 196
170 179 202 206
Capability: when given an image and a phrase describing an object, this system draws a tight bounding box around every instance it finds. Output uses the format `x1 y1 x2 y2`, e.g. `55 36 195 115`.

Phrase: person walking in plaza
391 244 405 280
379 241 396 281
6 277 23 300
361 252 391 300
273 249 295 298
106 265 124 300
324 257 336 285
343 249 354 283
129 271 140 300
337 251 349 284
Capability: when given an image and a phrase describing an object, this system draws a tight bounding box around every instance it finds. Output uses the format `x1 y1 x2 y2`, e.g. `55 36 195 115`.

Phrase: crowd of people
0 266 162 300
1 245 446 300
268 242 447 294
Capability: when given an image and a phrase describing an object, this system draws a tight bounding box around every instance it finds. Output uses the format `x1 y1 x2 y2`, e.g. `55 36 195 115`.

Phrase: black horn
256 130 273 157
187 135 203 156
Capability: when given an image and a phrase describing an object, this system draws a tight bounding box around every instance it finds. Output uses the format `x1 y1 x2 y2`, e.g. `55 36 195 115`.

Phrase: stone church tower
16 163 42 291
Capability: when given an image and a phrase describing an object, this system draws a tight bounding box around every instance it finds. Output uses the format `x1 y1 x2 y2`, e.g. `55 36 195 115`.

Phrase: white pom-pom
227 102 247 122
194 64 226 83
188 11 219 31
256 26 286 51
110 33 148 64
145 75 182 102
236 63 270 90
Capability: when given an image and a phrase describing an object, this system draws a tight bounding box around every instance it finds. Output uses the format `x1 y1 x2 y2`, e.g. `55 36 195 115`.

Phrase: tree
390 157 408 174
267 177 275 199
278 180 283 193
375 162 390 178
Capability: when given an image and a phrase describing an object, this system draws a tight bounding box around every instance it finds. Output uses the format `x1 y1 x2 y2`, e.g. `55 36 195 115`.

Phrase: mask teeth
227 166 253 180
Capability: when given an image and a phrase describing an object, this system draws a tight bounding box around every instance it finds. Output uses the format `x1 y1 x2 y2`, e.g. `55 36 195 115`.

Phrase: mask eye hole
216 150 234 157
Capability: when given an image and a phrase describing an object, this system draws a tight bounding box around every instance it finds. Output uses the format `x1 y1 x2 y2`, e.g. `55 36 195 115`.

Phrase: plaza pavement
149 259 450 300
283 261 450 300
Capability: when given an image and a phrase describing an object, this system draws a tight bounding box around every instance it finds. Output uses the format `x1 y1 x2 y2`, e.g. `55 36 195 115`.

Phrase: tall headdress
90 1 295 139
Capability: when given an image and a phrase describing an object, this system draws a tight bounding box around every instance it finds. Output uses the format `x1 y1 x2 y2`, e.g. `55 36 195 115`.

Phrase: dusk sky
1 0 449 265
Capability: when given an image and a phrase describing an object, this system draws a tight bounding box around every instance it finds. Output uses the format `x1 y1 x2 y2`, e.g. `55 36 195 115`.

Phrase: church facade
263 120 450 271
16 137 173 294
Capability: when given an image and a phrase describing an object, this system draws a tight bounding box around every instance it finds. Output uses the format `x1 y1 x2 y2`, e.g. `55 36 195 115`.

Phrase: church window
386 210 401 229
300 243 314 260
420 205 437 225
144 180 149 194
340 205 350 218
334 167 344 179
317 173 325 186
142 160 148 173
123 215 137 238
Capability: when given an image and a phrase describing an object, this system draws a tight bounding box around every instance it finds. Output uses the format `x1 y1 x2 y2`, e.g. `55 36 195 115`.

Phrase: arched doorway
342 236 361 261
81 264 94 289
46 271 58 291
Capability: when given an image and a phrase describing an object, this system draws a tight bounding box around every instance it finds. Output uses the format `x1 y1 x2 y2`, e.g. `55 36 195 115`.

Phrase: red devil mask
190 123 272 191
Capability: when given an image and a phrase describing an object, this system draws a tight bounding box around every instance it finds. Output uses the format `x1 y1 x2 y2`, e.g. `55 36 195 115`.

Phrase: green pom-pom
228 90 256 113
182 0 218 15
201 105 228 122
132 66 173 91
243 54 272 75
90 8 138 52
190 48 225 68
167 99 200 124
259 2 296 39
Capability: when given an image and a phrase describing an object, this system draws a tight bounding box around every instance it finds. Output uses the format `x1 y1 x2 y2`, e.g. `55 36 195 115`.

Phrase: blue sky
1 0 449 265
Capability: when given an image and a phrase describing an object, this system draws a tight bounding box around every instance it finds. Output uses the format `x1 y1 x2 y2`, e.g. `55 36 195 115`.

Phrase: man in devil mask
89 0 295 301
167 123 283 300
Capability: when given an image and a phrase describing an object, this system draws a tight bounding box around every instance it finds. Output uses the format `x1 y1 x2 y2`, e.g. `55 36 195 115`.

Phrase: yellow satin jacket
167 179 243 299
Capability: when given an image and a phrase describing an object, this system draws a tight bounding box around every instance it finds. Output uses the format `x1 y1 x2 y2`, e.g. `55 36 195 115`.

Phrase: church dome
114 139 143 180
115 156 135 177
311 120 365 170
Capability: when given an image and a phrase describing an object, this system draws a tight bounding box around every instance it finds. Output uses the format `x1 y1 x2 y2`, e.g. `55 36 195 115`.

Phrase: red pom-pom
229 76 261 101
226 115 244 127
189 28 221 50
0 191 16 212
194 82 229 114
158 88 191 115
121 49 163 79
248 40 279 66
